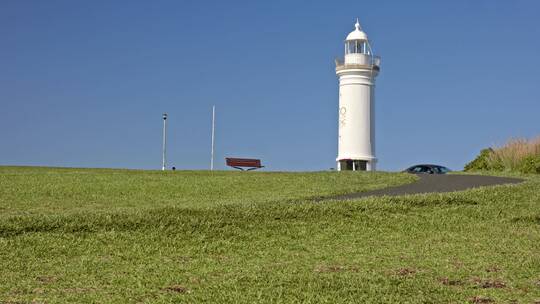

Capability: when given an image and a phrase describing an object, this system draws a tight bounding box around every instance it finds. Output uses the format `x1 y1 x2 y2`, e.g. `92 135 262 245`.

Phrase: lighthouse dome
346 19 368 41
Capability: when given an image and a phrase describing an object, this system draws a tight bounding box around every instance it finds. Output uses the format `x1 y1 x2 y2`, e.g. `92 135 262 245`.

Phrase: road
332 174 523 200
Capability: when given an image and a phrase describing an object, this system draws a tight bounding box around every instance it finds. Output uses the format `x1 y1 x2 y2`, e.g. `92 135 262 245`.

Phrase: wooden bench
226 157 264 171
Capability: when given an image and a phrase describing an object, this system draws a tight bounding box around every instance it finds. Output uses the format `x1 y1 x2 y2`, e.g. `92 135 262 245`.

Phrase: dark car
404 164 451 174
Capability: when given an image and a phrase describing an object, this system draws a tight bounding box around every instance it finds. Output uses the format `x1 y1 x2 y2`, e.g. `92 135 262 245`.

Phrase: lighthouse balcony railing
335 55 381 69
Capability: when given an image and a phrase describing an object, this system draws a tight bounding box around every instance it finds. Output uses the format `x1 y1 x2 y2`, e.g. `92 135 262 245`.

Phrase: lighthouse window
346 41 369 54
347 41 355 54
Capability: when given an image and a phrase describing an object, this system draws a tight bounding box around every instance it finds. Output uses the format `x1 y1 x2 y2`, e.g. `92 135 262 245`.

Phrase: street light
162 113 167 171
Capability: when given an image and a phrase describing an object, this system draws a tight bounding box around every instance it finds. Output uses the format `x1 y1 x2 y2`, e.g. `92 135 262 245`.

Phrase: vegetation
464 148 493 172
0 166 413 216
1 167 539 303
465 137 540 174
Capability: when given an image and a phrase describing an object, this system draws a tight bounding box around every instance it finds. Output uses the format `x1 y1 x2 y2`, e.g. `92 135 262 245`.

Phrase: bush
490 138 539 170
518 155 540 174
464 148 494 171
465 136 540 174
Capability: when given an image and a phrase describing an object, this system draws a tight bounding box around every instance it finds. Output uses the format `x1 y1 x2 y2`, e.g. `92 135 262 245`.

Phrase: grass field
0 167 539 303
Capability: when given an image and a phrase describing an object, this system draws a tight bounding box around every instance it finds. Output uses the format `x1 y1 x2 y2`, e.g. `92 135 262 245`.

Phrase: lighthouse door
339 160 367 171
354 160 367 171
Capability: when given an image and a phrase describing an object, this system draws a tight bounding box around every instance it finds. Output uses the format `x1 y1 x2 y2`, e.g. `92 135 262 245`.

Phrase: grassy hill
0 167 539 303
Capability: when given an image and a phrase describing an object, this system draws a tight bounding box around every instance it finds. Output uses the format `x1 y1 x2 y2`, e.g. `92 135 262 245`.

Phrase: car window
412 166 423 172
438 166 450 173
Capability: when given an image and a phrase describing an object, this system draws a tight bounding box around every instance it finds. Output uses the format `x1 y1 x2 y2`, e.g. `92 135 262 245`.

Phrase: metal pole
162 113 167 171
210 105 215 171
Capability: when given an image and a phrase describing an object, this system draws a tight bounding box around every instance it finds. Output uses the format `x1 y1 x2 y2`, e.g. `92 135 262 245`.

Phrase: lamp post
162 113 167 171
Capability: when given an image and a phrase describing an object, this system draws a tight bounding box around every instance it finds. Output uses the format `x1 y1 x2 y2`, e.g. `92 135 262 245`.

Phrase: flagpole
210 105 215 171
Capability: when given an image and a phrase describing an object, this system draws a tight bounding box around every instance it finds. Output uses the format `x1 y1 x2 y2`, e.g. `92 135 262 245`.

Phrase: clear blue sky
1 0 539 171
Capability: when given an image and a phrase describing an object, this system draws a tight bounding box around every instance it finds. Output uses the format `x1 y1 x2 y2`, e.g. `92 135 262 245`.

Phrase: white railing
335 55 381 68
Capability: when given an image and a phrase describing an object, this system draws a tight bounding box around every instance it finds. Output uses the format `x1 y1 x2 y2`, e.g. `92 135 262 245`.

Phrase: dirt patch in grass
471 277 506 289
452 259 464 269
438 277 464 286
511 214 540 225
163 285 189 294
480 280 506 288
485 266 501 273
36 275 57 284
469 296 494 303
395 267 416 276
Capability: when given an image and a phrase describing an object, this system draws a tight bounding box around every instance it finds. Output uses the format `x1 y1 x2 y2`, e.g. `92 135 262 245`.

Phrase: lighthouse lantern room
335 19 381 171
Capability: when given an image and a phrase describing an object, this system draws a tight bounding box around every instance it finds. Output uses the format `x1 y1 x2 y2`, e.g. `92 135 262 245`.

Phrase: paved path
332 174 523 201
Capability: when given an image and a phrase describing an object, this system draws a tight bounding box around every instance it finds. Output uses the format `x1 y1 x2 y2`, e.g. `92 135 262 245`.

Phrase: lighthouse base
337 159 376 171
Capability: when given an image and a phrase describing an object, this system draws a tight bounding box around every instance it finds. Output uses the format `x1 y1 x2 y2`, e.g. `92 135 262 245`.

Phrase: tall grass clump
465 136 540 173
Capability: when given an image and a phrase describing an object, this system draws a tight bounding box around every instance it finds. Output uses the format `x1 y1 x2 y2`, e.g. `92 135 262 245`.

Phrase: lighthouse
336 19 381 171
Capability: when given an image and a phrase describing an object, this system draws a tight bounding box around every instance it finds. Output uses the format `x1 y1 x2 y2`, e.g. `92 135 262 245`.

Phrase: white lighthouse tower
336 19 381 171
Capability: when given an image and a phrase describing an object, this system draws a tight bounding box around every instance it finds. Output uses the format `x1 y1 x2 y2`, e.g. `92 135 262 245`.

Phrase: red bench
226 157 264 171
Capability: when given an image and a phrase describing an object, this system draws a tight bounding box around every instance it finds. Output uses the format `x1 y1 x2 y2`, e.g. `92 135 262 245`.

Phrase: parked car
404 164 451 174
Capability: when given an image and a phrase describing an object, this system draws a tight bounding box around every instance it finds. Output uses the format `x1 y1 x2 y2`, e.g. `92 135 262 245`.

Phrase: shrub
517 155 540 174
465 136 540 174
489 138 540 170
464 148 494 171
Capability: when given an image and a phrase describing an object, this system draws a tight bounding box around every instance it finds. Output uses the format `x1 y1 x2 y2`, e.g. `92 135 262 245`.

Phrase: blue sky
1 0 539 171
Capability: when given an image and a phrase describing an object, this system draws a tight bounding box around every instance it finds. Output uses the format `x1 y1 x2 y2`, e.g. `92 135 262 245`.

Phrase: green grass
1 167 539 303
0 166 413 216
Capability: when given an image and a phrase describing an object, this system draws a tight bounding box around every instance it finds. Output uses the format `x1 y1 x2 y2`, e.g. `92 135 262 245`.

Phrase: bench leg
232 166 245 171
247 166 264 171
